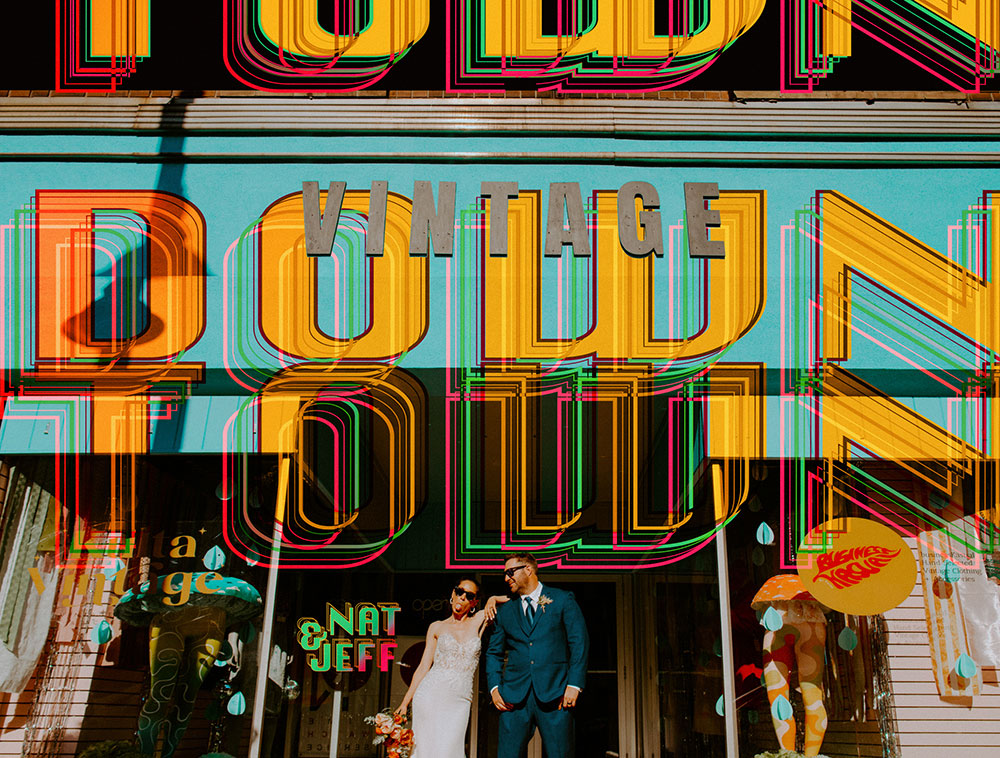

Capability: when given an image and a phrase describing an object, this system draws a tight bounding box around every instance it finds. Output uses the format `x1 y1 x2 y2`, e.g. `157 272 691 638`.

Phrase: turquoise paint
0 136 992 452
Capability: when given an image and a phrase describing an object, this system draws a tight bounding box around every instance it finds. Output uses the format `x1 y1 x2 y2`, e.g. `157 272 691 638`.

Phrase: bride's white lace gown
411 633 481 758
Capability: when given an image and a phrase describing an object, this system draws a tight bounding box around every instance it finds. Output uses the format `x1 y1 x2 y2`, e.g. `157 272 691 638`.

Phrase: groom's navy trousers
485 586 589 758
498 687 574 758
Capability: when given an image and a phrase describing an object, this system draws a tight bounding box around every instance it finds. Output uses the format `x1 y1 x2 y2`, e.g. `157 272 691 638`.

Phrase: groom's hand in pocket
491 688 513 711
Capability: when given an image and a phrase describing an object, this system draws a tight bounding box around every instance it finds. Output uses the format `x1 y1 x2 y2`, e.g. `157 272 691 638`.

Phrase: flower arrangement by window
365 708 415 758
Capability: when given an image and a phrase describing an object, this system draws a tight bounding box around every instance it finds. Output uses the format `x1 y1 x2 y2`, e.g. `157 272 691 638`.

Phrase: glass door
632 571 727 758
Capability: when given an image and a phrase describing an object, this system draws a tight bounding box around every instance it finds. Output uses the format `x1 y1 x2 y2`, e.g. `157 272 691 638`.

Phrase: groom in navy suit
486 552 589 758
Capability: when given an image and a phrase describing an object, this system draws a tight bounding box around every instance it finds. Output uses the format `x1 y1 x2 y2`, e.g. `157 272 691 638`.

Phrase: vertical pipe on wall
249 455 290 758
713 463 739 757
328 691 343 758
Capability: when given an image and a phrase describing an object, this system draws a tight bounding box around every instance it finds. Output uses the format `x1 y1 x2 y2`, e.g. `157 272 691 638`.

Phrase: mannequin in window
751 574 829 757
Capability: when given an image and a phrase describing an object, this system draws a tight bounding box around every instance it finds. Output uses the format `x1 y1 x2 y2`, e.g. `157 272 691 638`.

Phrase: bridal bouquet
364 708 414 758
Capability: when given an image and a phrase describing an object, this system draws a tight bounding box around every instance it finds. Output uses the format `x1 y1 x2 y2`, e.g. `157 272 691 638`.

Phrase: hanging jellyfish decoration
114 563 263 758
751 574 830 758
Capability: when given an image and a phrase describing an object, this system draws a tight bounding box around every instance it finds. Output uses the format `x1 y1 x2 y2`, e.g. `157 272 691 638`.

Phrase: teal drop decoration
203 545 227 571
942 561 961 583
715 695 725 716
838 627 858 651
241 622 258 645
762 607 784 632
771 694 793 721
713 638 723 657
215 482 231 501
955 653 978 679
214 641 234 667
90 620 113 645
756 522 775 546
751 546 765 566
747 709 759 725
101 558 125 579
226 691 246 716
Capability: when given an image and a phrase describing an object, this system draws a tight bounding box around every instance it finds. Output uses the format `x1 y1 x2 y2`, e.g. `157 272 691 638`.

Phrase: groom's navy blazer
485 585 589 704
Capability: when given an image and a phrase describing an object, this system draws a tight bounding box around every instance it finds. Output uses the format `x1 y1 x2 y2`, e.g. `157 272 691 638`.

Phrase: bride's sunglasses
452 586 477 600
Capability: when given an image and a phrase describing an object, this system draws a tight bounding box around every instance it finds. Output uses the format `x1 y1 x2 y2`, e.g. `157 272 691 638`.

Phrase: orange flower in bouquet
365 708 415 758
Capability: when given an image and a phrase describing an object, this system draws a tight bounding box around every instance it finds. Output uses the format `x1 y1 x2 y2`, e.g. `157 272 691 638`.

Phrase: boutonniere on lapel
537 595 553 613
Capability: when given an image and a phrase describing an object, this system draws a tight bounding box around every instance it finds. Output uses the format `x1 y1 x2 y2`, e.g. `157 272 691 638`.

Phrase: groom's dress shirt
521 583 543 617
490 583 583 695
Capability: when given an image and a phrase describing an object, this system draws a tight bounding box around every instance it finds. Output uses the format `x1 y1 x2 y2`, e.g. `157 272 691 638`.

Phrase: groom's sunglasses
504 565 528 578
452 587 477 600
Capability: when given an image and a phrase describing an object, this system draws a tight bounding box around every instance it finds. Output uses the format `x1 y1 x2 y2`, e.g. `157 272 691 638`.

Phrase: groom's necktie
524 598 536 625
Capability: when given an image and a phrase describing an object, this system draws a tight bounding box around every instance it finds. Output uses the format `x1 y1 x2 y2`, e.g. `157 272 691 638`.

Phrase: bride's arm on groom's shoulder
478 595 510 627
394 621 440 716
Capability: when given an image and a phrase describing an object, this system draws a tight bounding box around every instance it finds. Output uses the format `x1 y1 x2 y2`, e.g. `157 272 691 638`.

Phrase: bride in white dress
395 579 507 758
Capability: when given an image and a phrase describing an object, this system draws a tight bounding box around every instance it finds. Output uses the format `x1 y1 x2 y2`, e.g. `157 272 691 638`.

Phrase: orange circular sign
797 518 917 615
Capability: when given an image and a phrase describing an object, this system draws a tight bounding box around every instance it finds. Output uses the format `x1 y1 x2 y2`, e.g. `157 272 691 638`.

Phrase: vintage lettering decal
812 546 904 590
798 518 918 615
